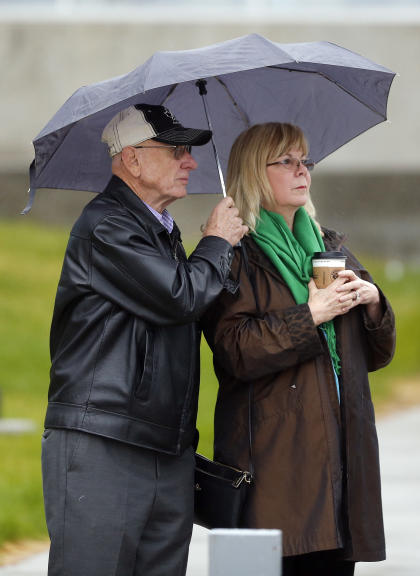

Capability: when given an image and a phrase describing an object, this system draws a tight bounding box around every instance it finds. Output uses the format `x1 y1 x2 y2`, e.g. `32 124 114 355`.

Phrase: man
42 103 247 576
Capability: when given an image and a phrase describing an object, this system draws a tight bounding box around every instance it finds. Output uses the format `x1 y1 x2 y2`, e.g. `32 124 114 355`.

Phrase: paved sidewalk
357 405 420 576
1 406 419 575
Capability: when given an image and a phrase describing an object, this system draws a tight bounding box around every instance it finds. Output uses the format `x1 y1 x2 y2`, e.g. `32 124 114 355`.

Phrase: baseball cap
101 103 212 157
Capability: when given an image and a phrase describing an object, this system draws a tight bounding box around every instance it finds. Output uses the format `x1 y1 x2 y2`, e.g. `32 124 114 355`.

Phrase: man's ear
121 147 141 177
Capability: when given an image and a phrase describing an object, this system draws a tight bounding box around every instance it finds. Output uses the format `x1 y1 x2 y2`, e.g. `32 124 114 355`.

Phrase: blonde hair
226 123 317 231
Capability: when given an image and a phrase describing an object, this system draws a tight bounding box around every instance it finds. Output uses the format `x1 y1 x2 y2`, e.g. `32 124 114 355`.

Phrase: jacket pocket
42 428 54 440
135 327 157 402
66 430 84 473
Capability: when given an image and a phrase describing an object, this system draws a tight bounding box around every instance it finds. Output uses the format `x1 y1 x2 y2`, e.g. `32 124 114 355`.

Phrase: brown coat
202 230 396 561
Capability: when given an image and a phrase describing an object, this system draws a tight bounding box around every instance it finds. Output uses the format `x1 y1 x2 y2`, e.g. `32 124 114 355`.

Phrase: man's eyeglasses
133 144 192 160
266 158 315 172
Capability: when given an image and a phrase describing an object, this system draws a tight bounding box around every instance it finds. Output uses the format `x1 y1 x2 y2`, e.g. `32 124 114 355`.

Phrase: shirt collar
143 202 174 234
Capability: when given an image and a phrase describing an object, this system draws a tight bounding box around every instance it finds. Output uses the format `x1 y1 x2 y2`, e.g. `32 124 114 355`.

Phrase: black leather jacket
45 176 233 455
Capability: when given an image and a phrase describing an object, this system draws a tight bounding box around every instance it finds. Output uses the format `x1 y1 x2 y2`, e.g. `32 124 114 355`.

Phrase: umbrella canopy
26 33 395 209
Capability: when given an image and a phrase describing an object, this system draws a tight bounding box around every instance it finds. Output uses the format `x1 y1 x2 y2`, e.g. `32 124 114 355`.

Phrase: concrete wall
1 7 419 258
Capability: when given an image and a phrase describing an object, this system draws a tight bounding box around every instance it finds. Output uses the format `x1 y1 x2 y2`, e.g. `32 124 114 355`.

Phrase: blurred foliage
0 219 419 549
361 256 420 405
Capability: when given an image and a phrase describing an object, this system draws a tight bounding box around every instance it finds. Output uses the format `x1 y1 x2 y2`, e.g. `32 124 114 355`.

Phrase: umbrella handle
21 160 37 215
196 80 226 198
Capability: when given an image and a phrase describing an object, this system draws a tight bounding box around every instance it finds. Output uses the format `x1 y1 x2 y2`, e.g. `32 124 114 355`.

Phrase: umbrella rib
160 84 179 105
161 78 251 128
268 66 386 119
215 77 251 128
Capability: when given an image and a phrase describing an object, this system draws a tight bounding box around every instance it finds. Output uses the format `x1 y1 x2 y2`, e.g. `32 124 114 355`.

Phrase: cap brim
154 126 212 146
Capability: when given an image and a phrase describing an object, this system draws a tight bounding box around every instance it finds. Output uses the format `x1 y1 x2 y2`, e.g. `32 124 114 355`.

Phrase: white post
209 529 282 576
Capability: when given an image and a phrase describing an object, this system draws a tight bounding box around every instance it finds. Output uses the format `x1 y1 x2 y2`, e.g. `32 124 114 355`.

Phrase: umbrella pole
196 80 226 198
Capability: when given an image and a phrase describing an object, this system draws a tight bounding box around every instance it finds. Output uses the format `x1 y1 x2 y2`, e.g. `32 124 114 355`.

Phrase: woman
201 123 395 575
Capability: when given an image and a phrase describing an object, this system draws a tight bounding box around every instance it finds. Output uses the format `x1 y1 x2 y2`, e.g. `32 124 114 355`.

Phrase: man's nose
182 151 198 170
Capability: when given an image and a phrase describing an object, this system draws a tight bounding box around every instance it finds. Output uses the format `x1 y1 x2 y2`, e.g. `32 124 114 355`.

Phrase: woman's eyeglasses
134 144 192 160
266 158 315 172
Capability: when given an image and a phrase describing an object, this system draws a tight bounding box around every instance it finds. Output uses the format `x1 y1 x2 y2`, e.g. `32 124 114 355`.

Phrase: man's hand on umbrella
202 197 248 246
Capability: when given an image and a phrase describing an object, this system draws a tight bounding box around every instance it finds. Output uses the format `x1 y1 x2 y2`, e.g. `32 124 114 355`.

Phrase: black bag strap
239 241 259 479
248 382 254 478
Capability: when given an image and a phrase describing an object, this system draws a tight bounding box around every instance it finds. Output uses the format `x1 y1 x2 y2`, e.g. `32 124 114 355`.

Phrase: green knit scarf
251 207 341 375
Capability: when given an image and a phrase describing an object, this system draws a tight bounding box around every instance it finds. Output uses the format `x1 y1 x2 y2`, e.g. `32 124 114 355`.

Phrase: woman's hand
335 270 382 324
308 277 354 326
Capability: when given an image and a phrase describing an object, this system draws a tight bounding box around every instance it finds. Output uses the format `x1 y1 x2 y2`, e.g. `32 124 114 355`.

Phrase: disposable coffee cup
312 251 347 289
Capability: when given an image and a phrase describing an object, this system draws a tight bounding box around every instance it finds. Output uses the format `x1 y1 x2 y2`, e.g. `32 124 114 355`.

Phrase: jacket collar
102 175 182 241
322 227 346 251
243 235 282 279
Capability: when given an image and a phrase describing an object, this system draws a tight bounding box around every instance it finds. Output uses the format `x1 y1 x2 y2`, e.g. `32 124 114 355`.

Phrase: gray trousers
41 429 195 576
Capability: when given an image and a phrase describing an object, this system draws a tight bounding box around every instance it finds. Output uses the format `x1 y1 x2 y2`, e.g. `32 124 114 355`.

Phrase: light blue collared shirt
144 203 174 234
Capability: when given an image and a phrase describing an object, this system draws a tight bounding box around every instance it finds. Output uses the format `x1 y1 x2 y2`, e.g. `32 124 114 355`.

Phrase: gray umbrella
24 33 395 212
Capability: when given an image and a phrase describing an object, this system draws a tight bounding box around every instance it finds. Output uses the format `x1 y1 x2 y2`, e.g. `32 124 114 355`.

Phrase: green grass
0 219 419 550
361 257 420 404
0 220 69 551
